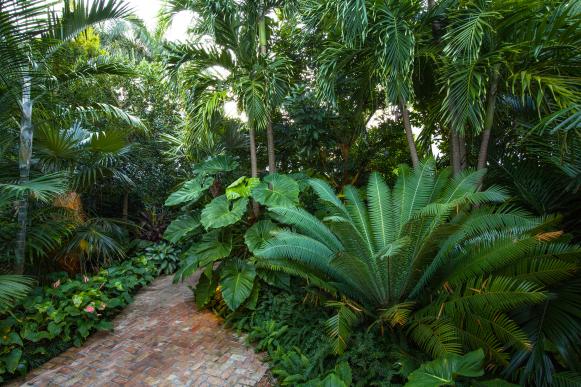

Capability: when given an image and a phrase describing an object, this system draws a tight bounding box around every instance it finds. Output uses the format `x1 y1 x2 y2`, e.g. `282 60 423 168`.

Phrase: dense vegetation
1 0 579 385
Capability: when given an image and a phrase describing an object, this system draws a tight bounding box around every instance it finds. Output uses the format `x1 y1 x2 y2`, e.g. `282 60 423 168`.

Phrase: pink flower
84 305 95 313
52 279 61 289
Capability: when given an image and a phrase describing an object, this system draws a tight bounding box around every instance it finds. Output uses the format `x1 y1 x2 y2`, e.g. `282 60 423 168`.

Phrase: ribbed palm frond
0 275 34 311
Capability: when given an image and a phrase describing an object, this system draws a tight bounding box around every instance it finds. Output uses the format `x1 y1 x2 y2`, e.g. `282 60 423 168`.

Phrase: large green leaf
165 176 214 206
405 349 485 387
191 230 233 267
4 348 22 373
226 176 260 200
252 174 299 208
220 260 256 311
163 214 201 243
244 220 279 253
194 155 239 175
194 272 217 309
201 195 248 230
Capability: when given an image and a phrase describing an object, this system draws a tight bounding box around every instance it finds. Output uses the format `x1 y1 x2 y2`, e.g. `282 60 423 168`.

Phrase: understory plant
255 160 581 384
142 243 181 275
164 155 302 311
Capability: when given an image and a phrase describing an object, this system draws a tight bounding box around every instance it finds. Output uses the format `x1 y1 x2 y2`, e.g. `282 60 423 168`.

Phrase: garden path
13 275 270 387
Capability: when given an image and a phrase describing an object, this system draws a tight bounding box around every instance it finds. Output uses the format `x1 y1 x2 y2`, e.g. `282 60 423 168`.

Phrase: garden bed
0 251 164 383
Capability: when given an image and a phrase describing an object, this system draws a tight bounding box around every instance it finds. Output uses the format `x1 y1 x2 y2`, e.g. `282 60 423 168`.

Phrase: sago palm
256 160 580 367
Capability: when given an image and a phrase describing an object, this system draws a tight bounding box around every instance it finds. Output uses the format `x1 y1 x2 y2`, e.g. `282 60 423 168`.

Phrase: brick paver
13 275 270 386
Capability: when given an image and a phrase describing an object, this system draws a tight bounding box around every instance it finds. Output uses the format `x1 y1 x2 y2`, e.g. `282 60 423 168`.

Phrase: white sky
125 0 191 41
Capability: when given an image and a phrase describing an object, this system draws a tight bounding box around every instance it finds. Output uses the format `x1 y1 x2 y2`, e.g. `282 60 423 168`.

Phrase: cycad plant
256 160 580 372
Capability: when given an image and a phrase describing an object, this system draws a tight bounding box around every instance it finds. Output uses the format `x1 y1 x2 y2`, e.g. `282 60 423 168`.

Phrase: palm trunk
459 133 467 170
15 74 33 274
477 64 500 172
451 130 461 175
400 98 420 168
259 17 276 174
249 126 260 217
122 191 129 222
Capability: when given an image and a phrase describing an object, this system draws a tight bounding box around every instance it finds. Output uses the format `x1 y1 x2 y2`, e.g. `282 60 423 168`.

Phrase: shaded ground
11 275 270 387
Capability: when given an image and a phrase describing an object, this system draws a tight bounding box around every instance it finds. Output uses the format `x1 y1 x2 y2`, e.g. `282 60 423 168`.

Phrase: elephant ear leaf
405 349 485 387
194 154 239 175
165 175 214 206
220 260 256 311
226 176 260 200
201 195 248 230
252 173 299 208
194 271 217 309
163 214 200 243
191 230 233 267
244 220 279 253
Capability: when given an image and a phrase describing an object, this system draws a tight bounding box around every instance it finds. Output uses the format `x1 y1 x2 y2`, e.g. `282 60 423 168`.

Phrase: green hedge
0 254 159 382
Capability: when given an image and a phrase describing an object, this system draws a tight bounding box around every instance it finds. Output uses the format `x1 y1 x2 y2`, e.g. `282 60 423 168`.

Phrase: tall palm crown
256 160 580 362
164 0 291 156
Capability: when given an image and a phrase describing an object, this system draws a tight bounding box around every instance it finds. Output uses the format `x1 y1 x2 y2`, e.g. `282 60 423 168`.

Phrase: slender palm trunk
259 17 276 174
15 74 33 274
122 191 129 222
400 98 420 168
451 130 461 175
249 126 260 217
477 64 500 172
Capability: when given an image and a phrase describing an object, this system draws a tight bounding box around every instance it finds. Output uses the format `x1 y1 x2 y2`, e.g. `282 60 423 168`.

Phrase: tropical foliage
1 0 580 385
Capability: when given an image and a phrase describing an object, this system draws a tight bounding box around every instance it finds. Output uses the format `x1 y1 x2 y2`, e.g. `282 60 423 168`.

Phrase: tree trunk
15 74 33 274
459 133 467 170
477 64 501 172
451 130 461 175
122 191 129 222
259 17 276 174
400 98 420 168
427 0 442 42
340 143 351 187
249 126 260 217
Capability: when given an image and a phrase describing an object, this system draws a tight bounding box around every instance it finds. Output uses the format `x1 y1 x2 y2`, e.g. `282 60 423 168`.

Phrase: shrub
255 160 581 381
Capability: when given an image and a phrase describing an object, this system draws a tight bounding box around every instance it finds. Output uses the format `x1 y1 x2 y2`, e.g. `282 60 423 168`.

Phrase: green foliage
256 160 581 371
0 251 168 382
226 176 260 200
405 349 485 387
164 176 214 207
220 260 256 311
252 173 300 208
163 214 201 244
0 276 34 313
200 195 249 230
142 243 181 275
244 220 280 254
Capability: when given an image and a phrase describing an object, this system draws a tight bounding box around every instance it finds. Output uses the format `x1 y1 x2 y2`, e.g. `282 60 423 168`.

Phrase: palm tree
256 160 580 370
1 0 135 273
301 0 421 167
164 0 291 214
435 0 580 180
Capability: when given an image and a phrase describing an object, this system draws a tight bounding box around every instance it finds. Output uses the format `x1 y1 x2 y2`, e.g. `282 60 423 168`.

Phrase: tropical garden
0 0 580 385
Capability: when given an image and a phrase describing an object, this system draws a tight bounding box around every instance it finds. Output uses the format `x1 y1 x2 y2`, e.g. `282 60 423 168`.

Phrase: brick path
13 275 270 387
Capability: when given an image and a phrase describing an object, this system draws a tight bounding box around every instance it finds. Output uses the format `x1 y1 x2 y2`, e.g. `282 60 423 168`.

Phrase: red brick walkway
13 276 269 386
